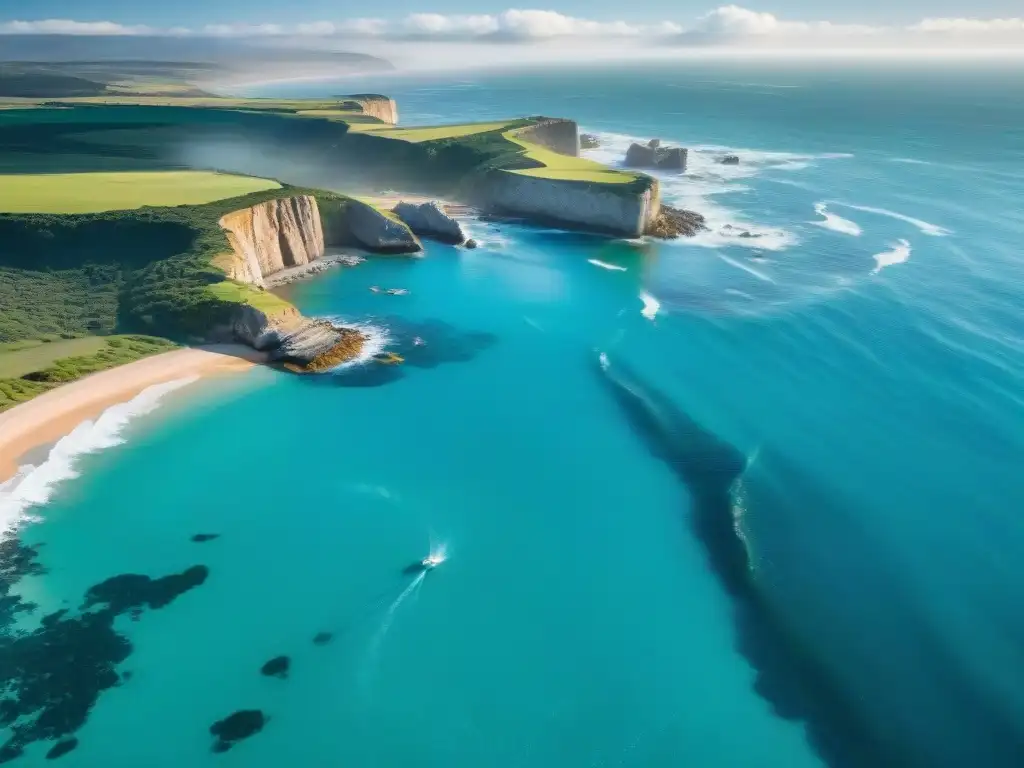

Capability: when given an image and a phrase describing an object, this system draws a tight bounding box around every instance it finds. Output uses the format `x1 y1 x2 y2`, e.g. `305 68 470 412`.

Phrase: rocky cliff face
476 171 660 238
393 201 464 244
219 196 325 287
512 118 580 157
347 94 399 125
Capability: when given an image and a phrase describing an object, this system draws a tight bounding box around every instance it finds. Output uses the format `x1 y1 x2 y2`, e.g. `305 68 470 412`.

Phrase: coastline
0 344 266 484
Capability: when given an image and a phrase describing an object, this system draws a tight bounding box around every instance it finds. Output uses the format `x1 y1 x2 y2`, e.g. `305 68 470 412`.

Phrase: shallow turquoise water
3 62 1024 766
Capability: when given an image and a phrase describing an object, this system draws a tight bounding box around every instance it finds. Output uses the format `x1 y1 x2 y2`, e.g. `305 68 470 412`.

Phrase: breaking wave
811 202 862 236
0 377 199 532
872 239 912 273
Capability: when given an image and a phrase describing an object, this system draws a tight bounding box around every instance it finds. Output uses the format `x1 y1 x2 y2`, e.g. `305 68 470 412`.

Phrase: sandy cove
0 345 266 483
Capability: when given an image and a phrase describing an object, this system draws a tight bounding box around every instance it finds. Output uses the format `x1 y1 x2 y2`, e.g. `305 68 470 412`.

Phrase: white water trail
811 202 862 236
715 252 776 283
872 239 912 273
360 572 427 690
587 259 627 272
836 203 951 237
0 376 198 533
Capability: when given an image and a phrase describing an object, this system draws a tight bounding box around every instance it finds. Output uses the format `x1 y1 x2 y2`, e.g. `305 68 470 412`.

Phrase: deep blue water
2 62 1024 766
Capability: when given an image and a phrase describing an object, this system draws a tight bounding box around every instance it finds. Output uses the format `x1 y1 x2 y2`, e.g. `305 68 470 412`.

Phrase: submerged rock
190 533 219 543
580 133 600 149
312 631 334 646
372 352 405 365
393 201 464 244
260 655 290 679
45 738 78 760
464 239 479 249
719 155 740 165
645 205 707 239
345 200 422 254
210 710 267 753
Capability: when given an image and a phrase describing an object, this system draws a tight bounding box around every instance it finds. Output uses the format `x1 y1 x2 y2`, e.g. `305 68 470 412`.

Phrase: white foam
890 157 932 166
640 291 661 321
587 258 627 272
836 203 951 237
583 132 851 252
598 352 610 371
811 202 862 236
872 239 912 273
0 377 199 531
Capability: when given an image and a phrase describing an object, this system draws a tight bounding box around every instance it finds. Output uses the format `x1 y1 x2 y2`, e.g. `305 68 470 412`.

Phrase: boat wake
0 377 198 533
587 258 627 272
639 291 661 320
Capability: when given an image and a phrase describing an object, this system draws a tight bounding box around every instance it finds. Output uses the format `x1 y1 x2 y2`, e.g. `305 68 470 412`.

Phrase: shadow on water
597 355 1024 768
596 356 893 768
305 316 497 389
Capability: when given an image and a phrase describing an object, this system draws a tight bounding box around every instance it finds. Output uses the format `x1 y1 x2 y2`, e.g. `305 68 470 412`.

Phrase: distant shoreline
0 345 266 484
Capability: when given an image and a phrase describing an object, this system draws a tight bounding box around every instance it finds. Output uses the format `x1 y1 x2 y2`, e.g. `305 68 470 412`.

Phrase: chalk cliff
346 94 399 125
219 196 325 287
476 171 661 238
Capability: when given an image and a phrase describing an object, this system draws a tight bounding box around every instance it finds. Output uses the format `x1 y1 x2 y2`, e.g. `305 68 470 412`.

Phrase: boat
421 554 444 569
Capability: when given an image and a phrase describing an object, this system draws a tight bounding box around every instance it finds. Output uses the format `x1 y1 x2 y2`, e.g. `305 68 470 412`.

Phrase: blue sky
6 0 1024 26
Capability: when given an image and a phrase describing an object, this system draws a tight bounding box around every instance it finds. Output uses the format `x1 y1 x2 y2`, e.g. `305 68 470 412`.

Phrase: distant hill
0 35 393 71
0 73 107 97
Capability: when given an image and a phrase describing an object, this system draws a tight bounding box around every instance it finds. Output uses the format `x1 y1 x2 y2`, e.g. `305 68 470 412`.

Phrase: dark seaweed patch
209 709 266 753
260 655 290 679
312 631 334 646
0 538 208 761
44 738 77 761
190 533 220 543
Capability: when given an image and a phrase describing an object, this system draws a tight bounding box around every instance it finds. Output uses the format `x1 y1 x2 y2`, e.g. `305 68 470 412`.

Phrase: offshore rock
720 155 740 165
625 142 657 168
465 238 479 249
625 143 688 172
260 655 290 679
345 200 421 254
232 306 366 371
645 204 707 238
210 710 266 753
393 201 464 244
580 133 600 149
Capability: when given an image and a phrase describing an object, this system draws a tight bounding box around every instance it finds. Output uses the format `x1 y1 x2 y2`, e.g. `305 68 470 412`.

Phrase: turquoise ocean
1 62 1023 766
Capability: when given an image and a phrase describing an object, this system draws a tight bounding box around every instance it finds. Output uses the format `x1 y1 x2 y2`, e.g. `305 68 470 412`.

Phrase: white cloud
2 9 1023 51
910 17 1024 34
0 19 155 35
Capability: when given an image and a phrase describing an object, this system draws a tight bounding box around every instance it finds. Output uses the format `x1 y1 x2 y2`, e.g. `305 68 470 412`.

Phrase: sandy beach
0 345 266 483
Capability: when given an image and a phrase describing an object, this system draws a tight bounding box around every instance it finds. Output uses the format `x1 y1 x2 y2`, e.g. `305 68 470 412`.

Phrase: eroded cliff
346 94 399 125
476 172 661 238
219 196 325 287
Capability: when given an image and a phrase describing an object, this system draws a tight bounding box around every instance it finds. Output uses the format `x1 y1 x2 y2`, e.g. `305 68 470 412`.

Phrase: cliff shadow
595 356 890 768
305 316 497 389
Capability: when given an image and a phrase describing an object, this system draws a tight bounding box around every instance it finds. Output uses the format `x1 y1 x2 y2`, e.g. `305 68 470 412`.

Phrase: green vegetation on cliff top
0 171 280 214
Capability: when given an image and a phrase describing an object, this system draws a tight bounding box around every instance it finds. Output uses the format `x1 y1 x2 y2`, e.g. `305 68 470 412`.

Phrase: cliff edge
219 196 325 287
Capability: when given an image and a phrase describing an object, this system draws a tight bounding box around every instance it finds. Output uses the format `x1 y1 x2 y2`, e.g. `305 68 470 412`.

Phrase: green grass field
503 131 639 184
0 171 281 213
350 121 515 142
0 337 107 378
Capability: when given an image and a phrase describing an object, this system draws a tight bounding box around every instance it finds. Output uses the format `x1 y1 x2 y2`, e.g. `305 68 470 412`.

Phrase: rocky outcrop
625 142 689 173
393 201 464 244
580 133 600 149
645 204 707 238
475 171 660 238
719 155 740 165
219 196 325 287
231 304 365 371
344 94 398 125
344 200 421 253
511 118 580 157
